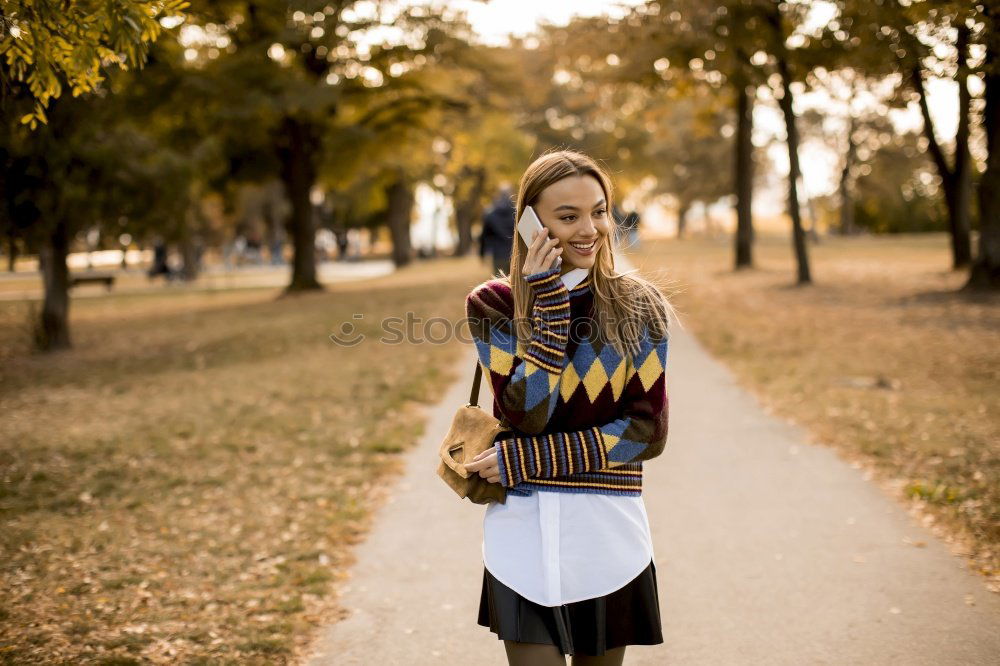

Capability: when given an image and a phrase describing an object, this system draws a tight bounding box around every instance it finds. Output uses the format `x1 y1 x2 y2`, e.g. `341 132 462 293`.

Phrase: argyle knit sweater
464 265 670 497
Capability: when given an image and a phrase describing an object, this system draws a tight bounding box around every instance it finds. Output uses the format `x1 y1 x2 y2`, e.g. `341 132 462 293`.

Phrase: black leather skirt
477 558 664 657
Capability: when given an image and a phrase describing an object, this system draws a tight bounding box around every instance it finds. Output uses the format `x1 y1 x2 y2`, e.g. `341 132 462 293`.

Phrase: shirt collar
568 273 592 299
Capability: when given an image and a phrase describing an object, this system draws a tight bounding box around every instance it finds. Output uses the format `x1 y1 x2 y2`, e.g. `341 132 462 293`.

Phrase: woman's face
534 174 611 272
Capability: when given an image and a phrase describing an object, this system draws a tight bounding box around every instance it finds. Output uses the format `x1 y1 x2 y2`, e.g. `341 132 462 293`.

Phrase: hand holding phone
517 205 590 289
518 206 563 275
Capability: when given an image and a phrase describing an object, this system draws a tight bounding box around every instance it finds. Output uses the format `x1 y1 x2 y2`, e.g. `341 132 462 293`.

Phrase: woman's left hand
465 446 501 484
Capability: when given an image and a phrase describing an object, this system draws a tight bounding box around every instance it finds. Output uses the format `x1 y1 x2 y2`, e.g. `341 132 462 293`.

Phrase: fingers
524 229 562 275
465 455 498 479
526 229 546 268
531 226 547 248
539 239 562 272
465 449 495 471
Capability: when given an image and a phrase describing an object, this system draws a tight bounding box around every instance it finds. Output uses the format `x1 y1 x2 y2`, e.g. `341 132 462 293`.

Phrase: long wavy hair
496 148 681 362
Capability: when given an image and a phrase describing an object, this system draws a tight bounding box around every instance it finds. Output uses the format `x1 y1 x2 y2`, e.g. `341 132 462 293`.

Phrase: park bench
69 273 116 290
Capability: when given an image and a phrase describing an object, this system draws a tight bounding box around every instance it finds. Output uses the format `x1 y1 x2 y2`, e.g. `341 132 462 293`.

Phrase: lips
568 238 598 254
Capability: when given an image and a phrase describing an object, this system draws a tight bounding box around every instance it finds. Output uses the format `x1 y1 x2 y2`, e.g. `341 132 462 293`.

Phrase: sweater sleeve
465 265 571 435
492 328 669 487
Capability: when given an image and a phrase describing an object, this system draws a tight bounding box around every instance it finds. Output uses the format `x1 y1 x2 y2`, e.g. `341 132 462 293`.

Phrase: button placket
538 490 562 605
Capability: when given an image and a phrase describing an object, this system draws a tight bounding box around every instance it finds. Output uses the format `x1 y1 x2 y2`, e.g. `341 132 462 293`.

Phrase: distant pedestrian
333 226 350 261
246 229 264 265
147 237 176 281
269 236 285 265
480 186 515 277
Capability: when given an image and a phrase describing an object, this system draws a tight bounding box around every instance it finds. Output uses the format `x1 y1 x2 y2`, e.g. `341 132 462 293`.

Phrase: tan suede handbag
437 357 512 505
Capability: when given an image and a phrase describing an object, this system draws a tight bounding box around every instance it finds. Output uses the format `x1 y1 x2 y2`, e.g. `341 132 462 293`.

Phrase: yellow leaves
1 0 187 128
18 103 47 129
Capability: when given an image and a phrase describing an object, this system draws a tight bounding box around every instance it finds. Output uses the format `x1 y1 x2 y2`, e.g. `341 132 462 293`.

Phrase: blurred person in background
479 184 516 277
147 236 177 281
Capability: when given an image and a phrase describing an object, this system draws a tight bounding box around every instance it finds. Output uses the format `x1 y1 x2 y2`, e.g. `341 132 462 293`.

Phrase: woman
464 149 677 665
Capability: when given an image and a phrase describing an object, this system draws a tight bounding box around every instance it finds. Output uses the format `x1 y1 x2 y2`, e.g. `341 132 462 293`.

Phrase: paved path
303 262 1000 665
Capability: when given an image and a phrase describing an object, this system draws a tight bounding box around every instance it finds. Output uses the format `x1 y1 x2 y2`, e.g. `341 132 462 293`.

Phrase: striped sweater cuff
495 428 609 486
523 268 570 373
493 443 507 486
524 267 570 312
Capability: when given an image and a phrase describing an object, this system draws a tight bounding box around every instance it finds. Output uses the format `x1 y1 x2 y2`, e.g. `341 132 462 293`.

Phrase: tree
559 1 774 269
3 92 185 349
638 82 735 237
833 0 980 270
967 0 999 289
0 1 186 350
852 130 946 232
181 1 482 289
0 0 188 128
763 0 812 283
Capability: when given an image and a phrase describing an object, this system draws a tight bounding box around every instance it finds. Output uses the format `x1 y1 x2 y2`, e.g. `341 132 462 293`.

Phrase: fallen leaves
0 257 486 663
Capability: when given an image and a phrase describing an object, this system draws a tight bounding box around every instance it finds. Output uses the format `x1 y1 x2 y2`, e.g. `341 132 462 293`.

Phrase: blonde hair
496 148 681 362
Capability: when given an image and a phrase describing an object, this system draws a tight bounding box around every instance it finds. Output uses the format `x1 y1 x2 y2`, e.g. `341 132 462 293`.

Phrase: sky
452 0 645 46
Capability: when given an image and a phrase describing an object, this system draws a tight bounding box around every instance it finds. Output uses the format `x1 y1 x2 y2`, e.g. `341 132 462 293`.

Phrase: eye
594 209 607 217
560 215 577 222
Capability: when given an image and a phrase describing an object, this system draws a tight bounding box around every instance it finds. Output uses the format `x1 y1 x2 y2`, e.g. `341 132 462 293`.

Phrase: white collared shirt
482 488 655 607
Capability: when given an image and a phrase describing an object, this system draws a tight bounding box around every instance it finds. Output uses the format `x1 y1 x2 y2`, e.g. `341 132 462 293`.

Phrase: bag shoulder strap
469 323 490 406
469 360 483 406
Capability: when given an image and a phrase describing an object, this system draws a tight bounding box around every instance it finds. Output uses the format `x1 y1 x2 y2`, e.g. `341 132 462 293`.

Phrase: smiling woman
462 149 678 664
506 151 673 361
538 175 607 259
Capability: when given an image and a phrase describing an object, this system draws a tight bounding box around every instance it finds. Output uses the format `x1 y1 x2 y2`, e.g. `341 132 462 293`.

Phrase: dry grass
632 232 1000 591
0 255 494 664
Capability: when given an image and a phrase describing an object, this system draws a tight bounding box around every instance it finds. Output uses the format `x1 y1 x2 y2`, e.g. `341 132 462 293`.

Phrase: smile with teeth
569 239 598 251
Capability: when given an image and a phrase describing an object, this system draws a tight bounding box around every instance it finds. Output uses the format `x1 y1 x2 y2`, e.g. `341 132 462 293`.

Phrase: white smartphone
516 206 555 265
516 205 589 289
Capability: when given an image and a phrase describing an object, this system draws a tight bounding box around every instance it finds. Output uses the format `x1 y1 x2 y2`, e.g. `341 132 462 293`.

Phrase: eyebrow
553 198 606 212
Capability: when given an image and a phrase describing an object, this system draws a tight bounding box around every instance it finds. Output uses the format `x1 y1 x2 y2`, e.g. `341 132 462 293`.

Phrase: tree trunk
767 3 811 284
36 216 72 350
6 230 16 271
179 199 201 281
966 3 1000 290
912 24 973 269
778 74 811 283
277 115 322 292
676 198 690 239
733 78 755 269
386 173 414 268
797 174 820 243
953 23 974 267
454 166 486 257
839 116 857 235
